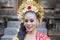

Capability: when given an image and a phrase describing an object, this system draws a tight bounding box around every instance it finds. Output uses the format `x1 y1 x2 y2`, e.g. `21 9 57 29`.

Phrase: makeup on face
24 19 34 23
23 11 38 32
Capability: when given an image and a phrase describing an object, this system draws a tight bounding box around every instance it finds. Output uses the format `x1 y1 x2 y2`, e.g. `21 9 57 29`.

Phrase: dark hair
25 11 37 14
24 11 38 18
18 23 27 40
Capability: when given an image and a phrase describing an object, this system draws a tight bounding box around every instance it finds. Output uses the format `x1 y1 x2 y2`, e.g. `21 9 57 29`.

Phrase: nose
27 21 31 25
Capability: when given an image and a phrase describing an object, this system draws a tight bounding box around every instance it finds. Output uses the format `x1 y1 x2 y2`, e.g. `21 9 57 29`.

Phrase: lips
27 26 32 30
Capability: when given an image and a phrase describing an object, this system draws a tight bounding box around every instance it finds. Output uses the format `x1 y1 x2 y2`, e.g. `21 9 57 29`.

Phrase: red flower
27 6 32 10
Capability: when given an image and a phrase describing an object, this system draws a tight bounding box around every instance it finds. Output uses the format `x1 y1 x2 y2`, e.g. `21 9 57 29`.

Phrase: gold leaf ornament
15 37 19 40
17 0 44 23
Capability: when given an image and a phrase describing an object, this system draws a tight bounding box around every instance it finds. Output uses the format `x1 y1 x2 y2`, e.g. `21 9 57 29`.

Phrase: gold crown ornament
17 0 44 23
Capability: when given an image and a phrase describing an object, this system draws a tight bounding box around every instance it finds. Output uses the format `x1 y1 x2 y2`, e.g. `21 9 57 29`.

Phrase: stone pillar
55 0 60 31
38 0 56 8
0 0 16 8
56 21 60 31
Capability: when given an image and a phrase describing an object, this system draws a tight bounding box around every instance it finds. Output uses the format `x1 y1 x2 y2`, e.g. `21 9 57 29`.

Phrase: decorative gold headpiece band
17 0 44 23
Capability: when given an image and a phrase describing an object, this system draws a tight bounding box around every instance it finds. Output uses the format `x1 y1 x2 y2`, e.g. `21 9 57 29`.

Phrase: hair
18 23 27 40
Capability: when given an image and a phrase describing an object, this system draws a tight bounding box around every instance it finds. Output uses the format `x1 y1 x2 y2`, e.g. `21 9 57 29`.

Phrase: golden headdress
17 0 44 23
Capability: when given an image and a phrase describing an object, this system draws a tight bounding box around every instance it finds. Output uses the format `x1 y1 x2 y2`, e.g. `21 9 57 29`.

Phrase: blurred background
0 0 60 40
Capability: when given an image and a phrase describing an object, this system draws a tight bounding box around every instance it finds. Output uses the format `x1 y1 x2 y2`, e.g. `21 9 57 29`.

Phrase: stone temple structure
0 0 60 40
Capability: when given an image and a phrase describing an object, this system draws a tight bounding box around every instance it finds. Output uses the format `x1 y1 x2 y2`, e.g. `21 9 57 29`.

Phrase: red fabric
36 32 50 40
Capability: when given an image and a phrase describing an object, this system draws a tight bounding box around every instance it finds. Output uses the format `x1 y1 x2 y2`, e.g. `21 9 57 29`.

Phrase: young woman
16 0 50 40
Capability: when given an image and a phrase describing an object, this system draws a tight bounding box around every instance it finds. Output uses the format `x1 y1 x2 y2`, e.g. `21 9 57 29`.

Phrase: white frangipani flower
23 5 38 13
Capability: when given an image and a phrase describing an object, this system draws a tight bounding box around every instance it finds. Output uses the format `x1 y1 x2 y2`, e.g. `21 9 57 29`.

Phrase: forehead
24 13 36 19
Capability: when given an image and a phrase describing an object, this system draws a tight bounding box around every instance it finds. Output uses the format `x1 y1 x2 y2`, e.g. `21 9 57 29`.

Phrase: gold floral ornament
15 36 19 40
17 0 44 23
15 25 21 40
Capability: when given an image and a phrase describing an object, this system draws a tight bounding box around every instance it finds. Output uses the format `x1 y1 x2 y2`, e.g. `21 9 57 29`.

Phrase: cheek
32 21 37 26
23 21 28 28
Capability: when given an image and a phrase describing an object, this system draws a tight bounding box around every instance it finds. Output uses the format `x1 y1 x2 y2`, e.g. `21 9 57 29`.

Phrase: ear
37 20 39 26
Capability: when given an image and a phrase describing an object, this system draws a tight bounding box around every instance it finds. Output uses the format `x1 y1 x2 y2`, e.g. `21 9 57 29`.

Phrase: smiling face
23 12 39 32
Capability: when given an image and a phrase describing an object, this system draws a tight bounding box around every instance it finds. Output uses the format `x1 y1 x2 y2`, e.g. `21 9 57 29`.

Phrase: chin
27 29 33 32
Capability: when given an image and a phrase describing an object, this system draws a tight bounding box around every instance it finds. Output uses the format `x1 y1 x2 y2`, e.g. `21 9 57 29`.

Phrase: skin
23 13 39 33
23 12 39 40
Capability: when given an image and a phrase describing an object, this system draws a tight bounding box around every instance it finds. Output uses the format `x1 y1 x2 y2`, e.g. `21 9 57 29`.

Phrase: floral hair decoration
17 0 44 23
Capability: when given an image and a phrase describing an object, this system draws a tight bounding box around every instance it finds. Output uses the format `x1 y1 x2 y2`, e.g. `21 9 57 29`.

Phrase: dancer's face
23 12 38 32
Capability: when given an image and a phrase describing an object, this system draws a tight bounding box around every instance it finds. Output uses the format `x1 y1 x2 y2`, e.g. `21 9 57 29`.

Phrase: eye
30 19 34 22
24 19 28 22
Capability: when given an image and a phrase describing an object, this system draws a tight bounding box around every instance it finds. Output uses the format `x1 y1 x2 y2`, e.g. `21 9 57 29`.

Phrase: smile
27 26 32 30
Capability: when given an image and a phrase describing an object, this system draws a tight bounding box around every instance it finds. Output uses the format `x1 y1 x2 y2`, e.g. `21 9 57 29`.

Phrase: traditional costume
15 0 50 40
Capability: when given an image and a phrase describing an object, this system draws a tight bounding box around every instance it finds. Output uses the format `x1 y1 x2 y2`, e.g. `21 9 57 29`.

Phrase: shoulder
36 32 50 40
